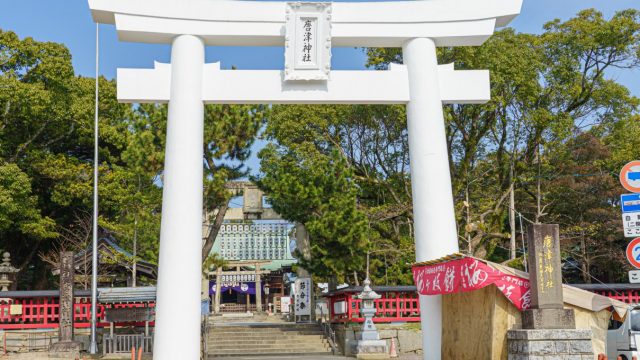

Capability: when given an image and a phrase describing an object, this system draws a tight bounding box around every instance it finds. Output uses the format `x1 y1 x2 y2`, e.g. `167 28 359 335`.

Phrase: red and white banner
412 257 531 311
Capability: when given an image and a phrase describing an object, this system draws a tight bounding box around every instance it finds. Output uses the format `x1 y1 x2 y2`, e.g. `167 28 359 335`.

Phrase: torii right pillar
404 37 460 359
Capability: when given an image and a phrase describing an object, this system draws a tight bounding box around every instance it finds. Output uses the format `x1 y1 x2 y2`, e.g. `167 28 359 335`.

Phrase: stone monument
49 251 82 358
507 224 594 359
354 278 389 360
523 224 575 329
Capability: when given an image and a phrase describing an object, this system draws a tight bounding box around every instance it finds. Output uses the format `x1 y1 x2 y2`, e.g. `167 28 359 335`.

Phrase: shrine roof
73 236 158 279
323 285 417 297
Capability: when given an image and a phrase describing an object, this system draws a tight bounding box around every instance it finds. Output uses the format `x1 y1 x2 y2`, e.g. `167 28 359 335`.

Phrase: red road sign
626 238 640 269
620 161 640 193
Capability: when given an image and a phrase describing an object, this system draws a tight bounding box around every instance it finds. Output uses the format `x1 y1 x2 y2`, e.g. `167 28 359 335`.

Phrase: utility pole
509 183 516 260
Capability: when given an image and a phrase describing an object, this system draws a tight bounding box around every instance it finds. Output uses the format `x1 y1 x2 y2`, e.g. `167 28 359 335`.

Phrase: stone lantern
0 252 19 292
355 278 389 359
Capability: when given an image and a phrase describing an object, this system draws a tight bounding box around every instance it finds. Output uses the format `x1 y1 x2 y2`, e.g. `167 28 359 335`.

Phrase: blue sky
1 0 638 174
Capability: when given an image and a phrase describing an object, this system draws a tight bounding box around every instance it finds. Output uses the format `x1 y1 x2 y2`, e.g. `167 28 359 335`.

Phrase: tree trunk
465 185 472 255
132 216 138 287
581 235 590 283
202 203 229 263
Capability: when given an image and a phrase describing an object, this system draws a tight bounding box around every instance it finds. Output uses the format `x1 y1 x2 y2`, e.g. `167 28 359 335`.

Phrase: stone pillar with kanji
49 251 82 358
507 224 594 360
522 224 575 329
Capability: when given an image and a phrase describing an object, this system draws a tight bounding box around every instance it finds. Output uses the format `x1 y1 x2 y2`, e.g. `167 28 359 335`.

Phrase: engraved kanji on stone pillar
528 224 562 309
59 251 74 341
49 251 82 357
523 224 575 329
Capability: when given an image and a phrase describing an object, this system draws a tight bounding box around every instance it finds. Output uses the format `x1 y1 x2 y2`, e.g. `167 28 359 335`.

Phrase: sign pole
89 22 100 355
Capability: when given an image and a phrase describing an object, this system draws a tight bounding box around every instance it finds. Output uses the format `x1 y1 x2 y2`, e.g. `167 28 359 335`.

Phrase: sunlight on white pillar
153 34 204 360
403 37 460 360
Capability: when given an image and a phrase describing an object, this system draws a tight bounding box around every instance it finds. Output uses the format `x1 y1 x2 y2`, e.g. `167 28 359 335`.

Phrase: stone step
209 331 323 337
209 326 321 333
205 322 330 357
209 337 327 343
208 343 331 350
210 324 320 329
207 352 333 359
208 348 332 356
208 336 324 342
210 332 323 337
207 341 329 348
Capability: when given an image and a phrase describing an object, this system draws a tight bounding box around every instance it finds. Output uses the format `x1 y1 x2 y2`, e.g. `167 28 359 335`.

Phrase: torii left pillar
403 37 460 359
154 34 205 360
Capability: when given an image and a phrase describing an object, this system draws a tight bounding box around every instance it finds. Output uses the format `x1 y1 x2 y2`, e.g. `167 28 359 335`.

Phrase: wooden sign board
105 307 154 323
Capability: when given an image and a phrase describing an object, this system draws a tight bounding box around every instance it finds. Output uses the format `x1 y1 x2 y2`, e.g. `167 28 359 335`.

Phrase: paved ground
213 356 422 360
1 353 422 360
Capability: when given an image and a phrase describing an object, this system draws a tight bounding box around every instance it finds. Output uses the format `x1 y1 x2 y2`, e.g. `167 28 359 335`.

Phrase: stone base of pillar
507 329 594 359
49 340 82 358
522 308 576 329
354 339 389 359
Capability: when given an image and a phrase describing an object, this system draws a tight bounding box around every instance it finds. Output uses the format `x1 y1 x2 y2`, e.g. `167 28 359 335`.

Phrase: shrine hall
203 181 298 314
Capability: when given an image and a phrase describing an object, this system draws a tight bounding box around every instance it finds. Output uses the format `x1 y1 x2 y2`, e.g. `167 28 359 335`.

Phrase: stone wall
507 329 594 360
0 329 94 354
334 323 422 356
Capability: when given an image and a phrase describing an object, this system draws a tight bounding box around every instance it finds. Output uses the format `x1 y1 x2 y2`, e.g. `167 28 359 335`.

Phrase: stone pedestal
522 308 576 329
507 329 594 360
355 339 389 360
49 341 82 359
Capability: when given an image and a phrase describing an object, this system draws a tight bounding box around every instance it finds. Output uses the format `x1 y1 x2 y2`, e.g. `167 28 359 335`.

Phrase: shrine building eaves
88 0 523 47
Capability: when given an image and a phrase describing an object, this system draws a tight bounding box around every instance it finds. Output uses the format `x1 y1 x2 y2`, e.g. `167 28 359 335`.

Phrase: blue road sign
622 194 640 213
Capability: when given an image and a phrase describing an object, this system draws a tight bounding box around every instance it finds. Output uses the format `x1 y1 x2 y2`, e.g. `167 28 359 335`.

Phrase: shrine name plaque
105 307 154 323
284 2 332 81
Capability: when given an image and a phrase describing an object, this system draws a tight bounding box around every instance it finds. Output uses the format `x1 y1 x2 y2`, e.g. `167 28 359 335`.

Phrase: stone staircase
205 322 334 358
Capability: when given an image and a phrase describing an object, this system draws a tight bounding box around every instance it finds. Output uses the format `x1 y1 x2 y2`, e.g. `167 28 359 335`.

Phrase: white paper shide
285 2 332 81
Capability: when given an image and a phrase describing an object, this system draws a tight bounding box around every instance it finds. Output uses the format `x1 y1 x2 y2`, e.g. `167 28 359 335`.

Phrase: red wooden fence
592 290 640 304
0 298 155 330
327 290 420 323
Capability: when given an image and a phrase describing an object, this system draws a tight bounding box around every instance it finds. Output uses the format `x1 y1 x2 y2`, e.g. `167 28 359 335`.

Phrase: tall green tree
256 104 414 285
0 30 268 288
259 9 640 284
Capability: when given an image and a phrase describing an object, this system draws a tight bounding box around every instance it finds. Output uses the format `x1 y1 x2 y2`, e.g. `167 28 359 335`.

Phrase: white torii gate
88 1 522 359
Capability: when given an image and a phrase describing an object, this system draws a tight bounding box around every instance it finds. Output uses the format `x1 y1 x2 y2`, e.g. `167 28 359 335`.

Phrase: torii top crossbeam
89 0 521 47
89 0 522 105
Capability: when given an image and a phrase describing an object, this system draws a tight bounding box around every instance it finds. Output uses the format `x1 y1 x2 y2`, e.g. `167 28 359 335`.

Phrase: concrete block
568 340 592 354
507 329 594 360
560 356 582 360
378 329 397 339
509 340 520 353
527 340 555 354
554 341 570 353
507 329 592 340
355 339 389 359
397 329 422 353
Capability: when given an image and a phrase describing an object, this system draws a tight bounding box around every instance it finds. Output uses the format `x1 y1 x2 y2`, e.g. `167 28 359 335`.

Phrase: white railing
318 308 338 354
103 334 153 355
